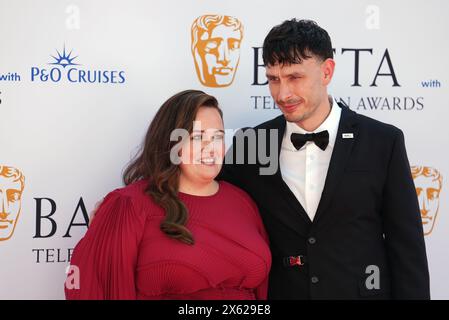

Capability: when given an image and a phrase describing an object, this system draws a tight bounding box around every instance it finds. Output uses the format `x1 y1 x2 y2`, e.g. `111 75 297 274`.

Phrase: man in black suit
219 19 430 299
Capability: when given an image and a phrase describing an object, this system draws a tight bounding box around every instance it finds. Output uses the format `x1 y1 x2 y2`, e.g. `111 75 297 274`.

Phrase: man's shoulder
232 115 285 137
253 114 285 130
334 99 402 140
352 110 403 138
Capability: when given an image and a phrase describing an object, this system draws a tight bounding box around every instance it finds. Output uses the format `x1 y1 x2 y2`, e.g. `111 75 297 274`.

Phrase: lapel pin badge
342 133 354 139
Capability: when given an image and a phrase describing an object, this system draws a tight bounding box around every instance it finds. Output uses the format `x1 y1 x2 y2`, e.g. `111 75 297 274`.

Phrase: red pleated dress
65 180 271 300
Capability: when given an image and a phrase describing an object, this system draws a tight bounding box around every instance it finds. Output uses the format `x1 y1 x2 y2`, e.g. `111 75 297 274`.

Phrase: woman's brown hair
123 90 223 245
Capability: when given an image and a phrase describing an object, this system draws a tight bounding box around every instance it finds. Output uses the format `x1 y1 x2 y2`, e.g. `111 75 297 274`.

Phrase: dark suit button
308 237 316 245
311 276 319 284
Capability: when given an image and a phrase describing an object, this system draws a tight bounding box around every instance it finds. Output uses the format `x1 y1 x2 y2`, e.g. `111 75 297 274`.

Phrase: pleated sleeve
65 190 146 300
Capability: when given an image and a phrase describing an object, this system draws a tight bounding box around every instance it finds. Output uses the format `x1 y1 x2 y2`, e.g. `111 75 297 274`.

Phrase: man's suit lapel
263 116 312 234
312 102 359 225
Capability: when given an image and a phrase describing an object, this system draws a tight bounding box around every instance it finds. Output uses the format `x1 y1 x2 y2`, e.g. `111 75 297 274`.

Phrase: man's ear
321 58 335 85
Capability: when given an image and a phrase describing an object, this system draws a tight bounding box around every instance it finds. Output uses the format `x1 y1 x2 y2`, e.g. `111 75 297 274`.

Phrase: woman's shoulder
219 180 259 211
220 180 251 197
111 179 149 198
101 179 161 217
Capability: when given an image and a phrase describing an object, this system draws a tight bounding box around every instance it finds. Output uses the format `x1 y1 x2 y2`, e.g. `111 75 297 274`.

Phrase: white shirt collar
284 95 342 151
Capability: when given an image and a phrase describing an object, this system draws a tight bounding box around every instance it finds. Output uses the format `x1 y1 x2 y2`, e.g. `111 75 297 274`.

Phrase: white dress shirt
279 97 342 221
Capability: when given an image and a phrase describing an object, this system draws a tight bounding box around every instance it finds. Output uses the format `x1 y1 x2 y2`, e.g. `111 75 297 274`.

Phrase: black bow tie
290 130 329 151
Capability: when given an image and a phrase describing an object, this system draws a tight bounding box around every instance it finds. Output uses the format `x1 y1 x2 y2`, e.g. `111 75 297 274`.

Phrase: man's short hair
262 19 333 66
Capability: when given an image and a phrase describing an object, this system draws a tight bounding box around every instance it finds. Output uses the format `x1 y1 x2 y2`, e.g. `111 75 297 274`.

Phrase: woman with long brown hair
65 90 271 299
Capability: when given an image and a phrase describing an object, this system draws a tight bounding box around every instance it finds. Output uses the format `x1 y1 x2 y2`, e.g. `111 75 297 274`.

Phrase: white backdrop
0 0 448 299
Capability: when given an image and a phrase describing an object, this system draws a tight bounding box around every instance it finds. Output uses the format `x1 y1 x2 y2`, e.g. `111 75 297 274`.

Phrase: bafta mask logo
411 166 442 235
191 15 244 88
0 165 25 241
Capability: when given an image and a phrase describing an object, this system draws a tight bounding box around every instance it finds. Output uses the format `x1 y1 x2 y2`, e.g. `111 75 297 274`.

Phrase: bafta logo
191 15 244 88
0 165 25 241
412 166 442 235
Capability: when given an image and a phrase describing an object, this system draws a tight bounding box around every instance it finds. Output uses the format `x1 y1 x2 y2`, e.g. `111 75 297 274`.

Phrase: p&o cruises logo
31 45 125 84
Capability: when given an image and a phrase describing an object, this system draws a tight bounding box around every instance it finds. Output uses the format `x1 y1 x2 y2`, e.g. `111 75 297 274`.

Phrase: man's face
265 57 333 125
414 175 441 235
0 175 23 241
194 24 242 87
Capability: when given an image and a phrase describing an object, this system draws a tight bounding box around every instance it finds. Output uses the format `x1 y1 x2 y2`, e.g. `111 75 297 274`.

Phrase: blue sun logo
49 45 80 68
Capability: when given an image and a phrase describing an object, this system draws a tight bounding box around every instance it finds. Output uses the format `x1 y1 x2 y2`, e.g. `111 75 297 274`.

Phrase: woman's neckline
178 180 222 198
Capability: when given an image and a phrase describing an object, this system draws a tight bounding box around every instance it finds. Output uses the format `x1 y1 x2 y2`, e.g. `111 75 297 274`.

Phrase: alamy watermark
169 124 280 176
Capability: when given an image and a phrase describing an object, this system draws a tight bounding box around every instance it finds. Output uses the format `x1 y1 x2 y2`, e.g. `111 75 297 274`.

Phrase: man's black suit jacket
219 102 430 299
